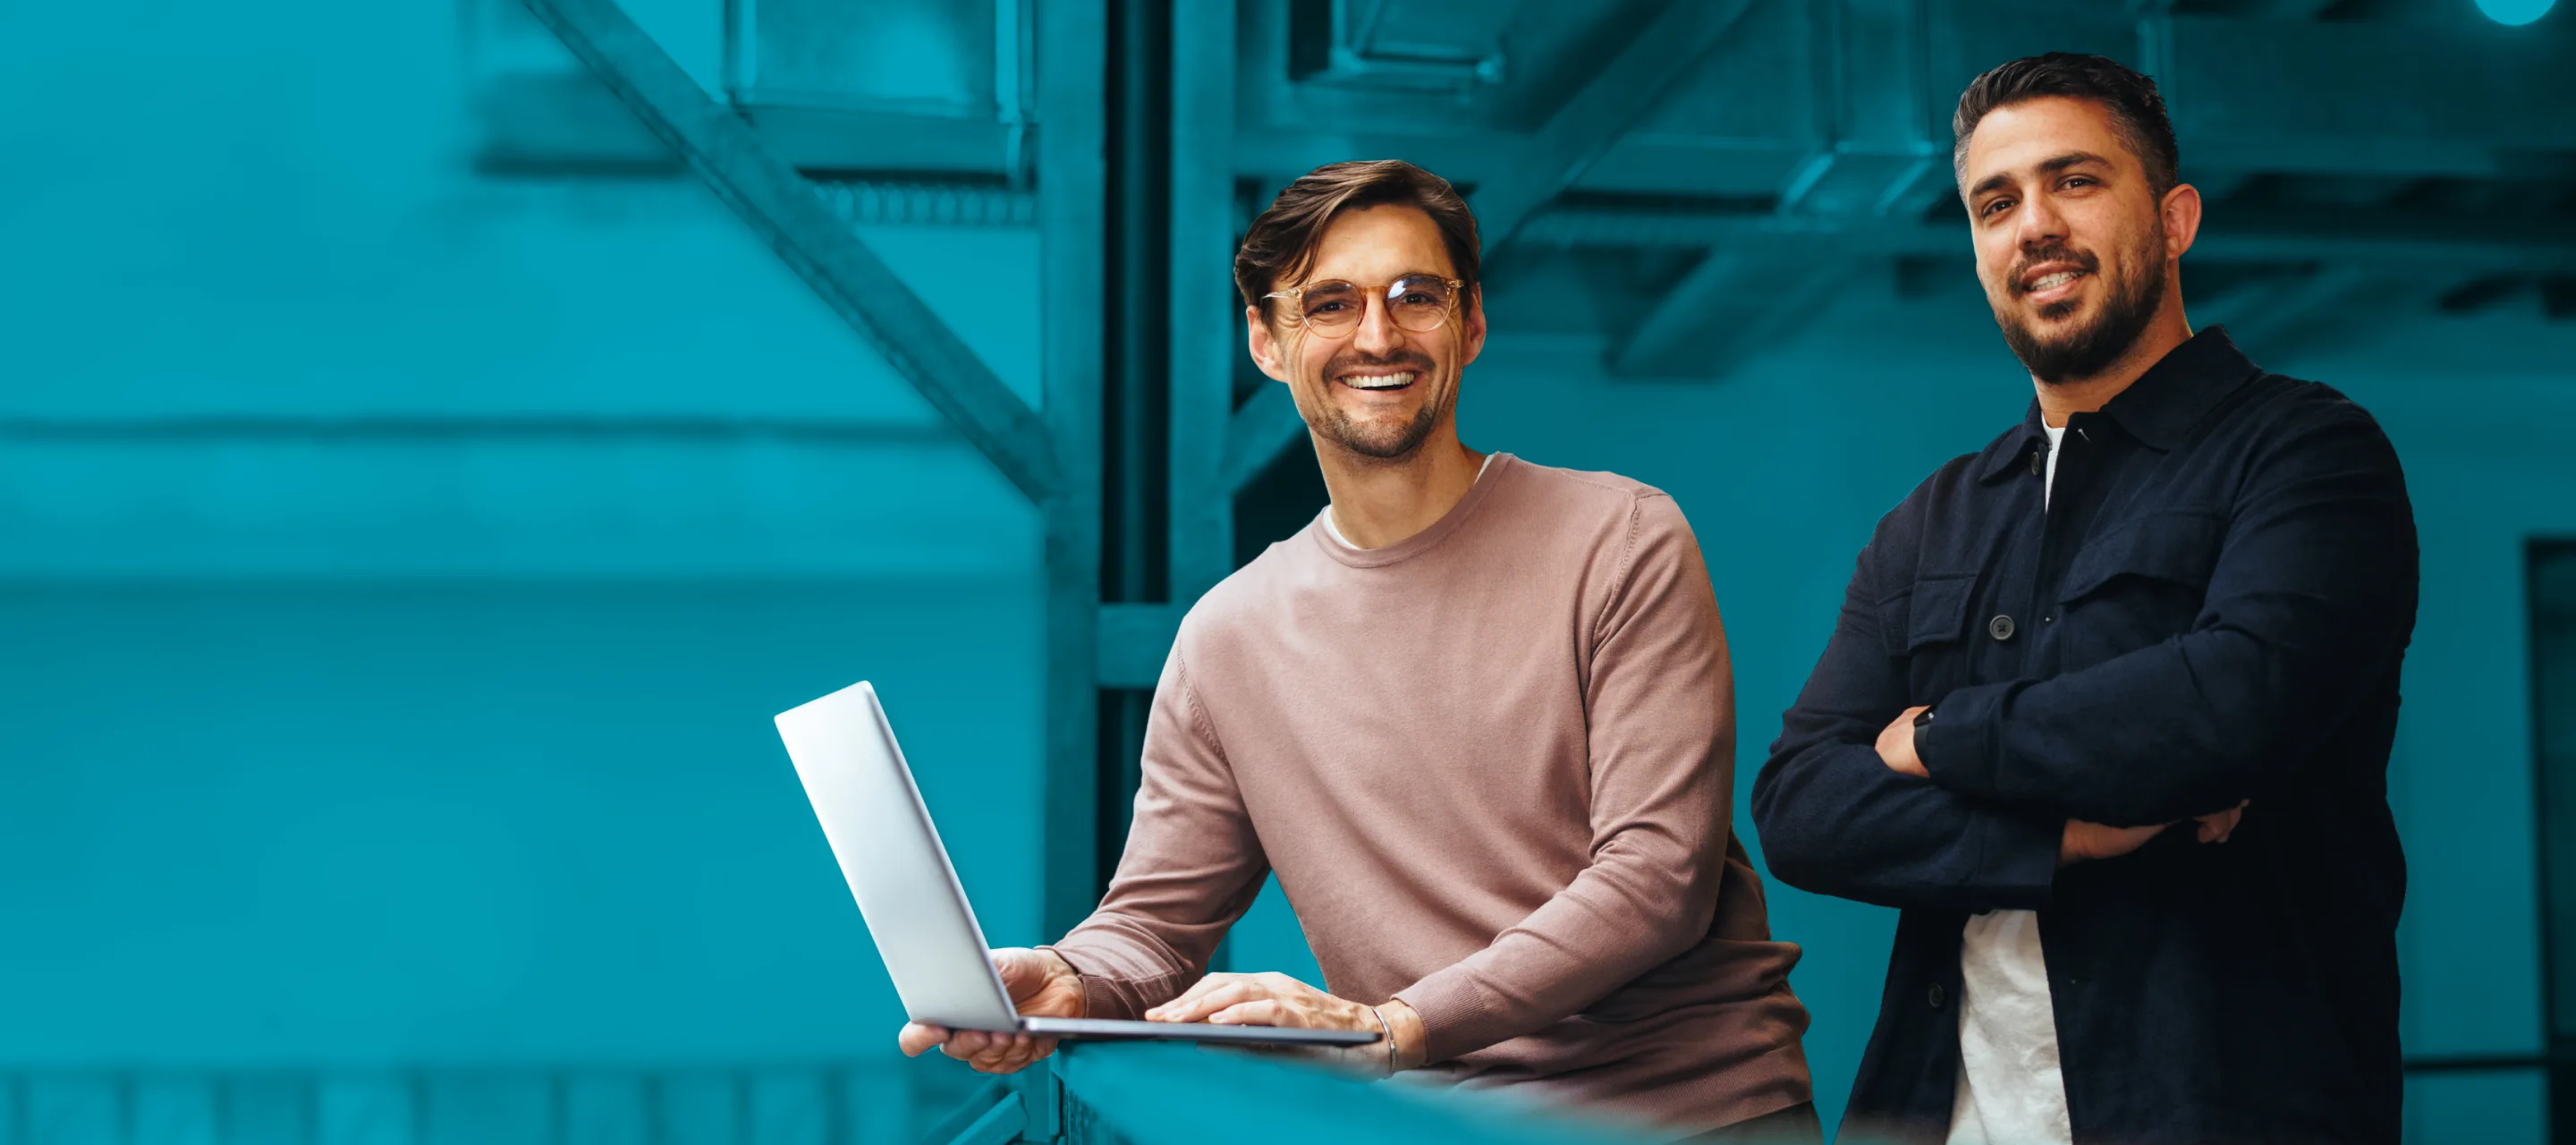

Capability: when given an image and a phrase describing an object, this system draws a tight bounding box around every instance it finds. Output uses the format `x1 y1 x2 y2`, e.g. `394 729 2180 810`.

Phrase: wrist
1377 997 1428 1072
1034 947 1089 1017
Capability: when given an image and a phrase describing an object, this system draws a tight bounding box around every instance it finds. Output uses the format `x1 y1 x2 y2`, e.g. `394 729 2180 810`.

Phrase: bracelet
1368 1005 1396 1075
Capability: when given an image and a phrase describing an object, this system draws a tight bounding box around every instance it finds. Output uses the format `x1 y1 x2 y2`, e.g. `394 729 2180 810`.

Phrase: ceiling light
2477 0 2555 26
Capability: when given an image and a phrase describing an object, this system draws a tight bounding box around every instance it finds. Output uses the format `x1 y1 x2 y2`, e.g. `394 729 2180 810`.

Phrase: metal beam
520 0 1063 505
2191 264 2385 363
1224 385 1309 494
922 1081 1014 1145
1781 0 1944 219
2235 0 2343 17
1037 0 1111 941
937 1094 1028 1145
1167 0 1242 601
1611 0 1940 383
1517 201 2576 273
1237 11 2576 203
1097 603 1188 690
1235 128 1813 201
1612 246 1844 378
2166 17 2576 175
1467 0 1757 255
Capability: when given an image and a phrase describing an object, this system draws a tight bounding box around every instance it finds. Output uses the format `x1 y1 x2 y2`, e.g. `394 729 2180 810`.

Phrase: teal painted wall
0 0 1042 1135
4 0 2569 1141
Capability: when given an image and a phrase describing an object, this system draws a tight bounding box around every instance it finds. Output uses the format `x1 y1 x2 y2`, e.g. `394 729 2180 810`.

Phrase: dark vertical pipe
1097 0 1173 889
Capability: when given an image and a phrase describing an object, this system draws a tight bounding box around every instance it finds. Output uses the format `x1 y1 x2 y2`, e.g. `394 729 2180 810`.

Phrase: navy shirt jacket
1754 328 2419 1144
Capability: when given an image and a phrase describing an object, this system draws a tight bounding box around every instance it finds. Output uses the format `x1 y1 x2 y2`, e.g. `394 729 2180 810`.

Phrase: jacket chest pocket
1877 571 1979 702
2056 509 2226 663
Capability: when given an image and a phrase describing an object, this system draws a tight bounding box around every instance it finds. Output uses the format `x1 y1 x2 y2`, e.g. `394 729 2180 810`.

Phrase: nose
1351 292 1403 357
2016 189 2069 250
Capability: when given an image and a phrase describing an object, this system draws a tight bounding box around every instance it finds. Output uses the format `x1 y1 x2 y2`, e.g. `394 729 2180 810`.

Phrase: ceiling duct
1289 0 1523 90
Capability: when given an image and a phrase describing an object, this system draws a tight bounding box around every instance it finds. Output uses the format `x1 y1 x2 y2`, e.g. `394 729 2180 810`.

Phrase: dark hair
1953 53 2181 199
1233 160 1481 319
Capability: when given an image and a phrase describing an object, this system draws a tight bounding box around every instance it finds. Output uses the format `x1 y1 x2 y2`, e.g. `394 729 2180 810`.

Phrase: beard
1993 228 2167 385
1305 345 1447 461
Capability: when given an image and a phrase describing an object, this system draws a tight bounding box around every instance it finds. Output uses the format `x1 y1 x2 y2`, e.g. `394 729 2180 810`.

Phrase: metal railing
931 1042 1666 1145
0 1060 973 1144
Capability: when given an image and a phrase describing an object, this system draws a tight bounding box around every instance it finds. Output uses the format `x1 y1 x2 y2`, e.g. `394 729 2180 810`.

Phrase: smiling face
1962 96 2187 384
1247 205 1487 462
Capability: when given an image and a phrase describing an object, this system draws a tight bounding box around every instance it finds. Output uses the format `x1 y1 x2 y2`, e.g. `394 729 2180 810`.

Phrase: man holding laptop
894 161 1817 1141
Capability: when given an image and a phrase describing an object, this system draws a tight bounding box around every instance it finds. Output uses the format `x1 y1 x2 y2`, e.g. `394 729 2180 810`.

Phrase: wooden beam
519 0 1063 505
1467 0 1757 255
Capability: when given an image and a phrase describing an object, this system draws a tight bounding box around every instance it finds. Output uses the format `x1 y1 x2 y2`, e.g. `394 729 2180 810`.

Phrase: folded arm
1752 539 2063 914
1917 410 2418 826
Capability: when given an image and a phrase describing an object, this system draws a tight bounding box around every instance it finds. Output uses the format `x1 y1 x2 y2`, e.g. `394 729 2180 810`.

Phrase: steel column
1166 0 1242 602
1038 0 1114 940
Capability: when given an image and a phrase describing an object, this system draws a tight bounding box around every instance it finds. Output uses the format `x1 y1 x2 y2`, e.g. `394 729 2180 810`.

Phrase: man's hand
2194 801 2248 844
1881 701 2257 866
2060 802 2251 867
1877 705 1931 777
896 947 1084 1074
1146 971 1421 1076
2059 819 2167 867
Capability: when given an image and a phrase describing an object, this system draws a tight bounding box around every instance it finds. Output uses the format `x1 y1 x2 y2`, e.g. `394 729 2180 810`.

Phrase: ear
1247 305 1293 383
2159 182 2202 263
1453 285 1488 370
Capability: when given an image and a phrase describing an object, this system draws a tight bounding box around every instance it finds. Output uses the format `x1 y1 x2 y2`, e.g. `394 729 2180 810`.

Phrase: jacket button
1928 983 1947 1009
1987 615 2016 641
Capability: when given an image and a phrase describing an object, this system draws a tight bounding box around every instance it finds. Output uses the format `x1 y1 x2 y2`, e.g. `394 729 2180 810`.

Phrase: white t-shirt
1947 422 2075 1145
1321 453 1494 548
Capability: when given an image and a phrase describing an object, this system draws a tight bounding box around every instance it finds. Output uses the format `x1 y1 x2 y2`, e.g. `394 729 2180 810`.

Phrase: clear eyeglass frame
1262 276 1465 335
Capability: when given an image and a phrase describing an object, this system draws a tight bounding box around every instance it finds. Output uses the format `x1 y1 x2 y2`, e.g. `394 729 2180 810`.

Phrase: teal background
2 0 2569 1141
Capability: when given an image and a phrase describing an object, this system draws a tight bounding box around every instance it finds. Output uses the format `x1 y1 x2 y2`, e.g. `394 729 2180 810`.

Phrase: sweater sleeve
1391 493 1736 1064
1042 641 1270 1020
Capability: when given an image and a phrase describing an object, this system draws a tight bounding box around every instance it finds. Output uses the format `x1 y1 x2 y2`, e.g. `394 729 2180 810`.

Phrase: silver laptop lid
775 682 1021 1032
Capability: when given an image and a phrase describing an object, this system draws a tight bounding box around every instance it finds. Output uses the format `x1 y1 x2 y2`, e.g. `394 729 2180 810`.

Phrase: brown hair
1953 53 2181 199
1233 160 1481 320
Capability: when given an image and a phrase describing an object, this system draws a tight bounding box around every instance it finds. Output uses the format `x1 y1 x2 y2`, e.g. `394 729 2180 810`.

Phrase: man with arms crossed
901 160 1817 1141
1753 55 2417 1144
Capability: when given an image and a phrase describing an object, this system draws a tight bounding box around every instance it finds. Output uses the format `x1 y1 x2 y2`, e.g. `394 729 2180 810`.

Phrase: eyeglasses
1263 275 1464 335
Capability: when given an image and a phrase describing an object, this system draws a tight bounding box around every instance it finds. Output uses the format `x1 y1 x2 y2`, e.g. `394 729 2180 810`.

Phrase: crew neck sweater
1047 454 1812 1133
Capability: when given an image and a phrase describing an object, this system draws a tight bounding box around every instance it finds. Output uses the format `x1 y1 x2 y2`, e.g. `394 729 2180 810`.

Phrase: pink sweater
1047 454 1812 1132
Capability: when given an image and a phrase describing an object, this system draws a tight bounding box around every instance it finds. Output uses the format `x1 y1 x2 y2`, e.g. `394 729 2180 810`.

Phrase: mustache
2009 244 2100 294
1319 349 1436 378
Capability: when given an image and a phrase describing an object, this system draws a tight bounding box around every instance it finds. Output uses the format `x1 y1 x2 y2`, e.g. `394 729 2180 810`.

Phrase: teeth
2030 270 2083 292
1341 372 1414 390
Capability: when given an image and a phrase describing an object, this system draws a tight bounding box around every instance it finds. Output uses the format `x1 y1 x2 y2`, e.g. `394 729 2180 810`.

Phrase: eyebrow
1306 271 1447 286
1967 151 2114 201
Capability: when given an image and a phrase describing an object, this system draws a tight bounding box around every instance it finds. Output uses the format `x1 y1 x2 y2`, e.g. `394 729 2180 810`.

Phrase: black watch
1914 706 1936 728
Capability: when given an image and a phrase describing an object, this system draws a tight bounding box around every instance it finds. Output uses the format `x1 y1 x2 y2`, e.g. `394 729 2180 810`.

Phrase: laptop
774 681 1377 1048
